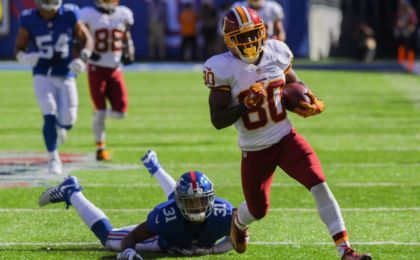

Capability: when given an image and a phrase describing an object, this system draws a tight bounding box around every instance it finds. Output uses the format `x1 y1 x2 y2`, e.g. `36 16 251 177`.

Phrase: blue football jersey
146 197 233 250
19 4 79 77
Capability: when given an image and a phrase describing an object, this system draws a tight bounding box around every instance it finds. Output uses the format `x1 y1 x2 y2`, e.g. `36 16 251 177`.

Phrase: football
282 82 311 111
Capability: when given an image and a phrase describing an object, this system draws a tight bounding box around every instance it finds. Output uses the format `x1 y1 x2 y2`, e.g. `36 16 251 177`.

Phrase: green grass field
0 69 419 259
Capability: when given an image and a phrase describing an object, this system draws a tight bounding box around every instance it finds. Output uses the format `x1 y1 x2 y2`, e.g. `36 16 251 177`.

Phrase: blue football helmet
36 0 62 11
175 171 215 223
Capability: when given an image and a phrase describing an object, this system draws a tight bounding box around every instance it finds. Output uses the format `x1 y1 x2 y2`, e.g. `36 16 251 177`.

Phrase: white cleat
48 156 62 174
57 128 67 145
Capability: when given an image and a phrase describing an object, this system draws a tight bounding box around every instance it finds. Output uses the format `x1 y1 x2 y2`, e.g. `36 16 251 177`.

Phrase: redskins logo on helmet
222 6 266 64
95 0 119 11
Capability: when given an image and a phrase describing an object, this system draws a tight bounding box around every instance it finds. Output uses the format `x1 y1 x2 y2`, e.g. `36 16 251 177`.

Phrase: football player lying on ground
38 150 233 259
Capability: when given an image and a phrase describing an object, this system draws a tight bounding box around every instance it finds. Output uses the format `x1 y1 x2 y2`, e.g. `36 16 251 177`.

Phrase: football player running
233 0 286 41
38 150 233 259
203 6 371 260
80 0 135 161
15 0 93 174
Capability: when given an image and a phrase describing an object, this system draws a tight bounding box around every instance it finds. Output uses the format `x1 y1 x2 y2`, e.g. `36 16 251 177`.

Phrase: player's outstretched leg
141 150 175 198
38 176 113 246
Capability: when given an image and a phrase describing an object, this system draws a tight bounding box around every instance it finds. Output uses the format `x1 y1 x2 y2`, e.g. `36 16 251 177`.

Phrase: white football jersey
204 40 294 151
80 6 134 68
233 1 284 37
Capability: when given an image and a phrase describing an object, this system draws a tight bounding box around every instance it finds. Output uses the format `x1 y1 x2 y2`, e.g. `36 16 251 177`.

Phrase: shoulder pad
203 53 233 88
20 9 34 17
266 39 293 65
117 6 134 25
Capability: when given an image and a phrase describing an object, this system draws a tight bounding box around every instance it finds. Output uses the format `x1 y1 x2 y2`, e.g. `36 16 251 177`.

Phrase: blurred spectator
354 22 376 63
233 0 285 41
179 2 198 61
147 0 166 60
309 0 342 61
199 1 218 59
394 0 417 71
214 2 233 54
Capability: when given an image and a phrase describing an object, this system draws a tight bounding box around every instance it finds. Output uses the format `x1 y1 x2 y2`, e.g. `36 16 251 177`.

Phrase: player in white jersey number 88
80 0 135 161
203 5 371 260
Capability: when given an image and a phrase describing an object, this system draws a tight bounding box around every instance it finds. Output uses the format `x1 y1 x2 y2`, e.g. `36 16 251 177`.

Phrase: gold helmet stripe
233 6 250 26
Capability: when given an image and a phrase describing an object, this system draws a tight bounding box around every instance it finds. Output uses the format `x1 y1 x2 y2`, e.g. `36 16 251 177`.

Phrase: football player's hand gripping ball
293 91 325 118
116 248 143 260
244 83 267 108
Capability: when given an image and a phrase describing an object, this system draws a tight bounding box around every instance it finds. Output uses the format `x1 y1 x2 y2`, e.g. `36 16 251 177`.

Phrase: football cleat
96 149 111 161
38 176 83 209
341 247 372 260
48 156 62 175
141 149 161 175
57 127 67 145
230 208 249 254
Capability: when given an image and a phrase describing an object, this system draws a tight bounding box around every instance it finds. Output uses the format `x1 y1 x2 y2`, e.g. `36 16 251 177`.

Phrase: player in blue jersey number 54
14 0 93 174
38 150 234 259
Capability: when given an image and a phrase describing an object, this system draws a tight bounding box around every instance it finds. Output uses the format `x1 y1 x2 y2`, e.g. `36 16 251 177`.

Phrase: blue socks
43 115 57 152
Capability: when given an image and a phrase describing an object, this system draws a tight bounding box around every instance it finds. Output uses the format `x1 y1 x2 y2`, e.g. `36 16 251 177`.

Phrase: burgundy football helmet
222 6 266 63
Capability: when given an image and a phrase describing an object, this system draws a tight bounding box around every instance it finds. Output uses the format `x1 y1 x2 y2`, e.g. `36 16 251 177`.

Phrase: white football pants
105 225 161 252
33 75 78 126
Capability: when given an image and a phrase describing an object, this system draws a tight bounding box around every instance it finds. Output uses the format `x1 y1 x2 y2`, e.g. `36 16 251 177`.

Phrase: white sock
93 110 106 143
311 182 349 256
106 109 126 119
154 168 176 197
69 192 107 228
48 150 59 160
236 201 257 229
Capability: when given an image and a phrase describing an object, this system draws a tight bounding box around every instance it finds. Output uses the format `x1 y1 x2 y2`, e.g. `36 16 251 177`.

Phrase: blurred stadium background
0 0 420 62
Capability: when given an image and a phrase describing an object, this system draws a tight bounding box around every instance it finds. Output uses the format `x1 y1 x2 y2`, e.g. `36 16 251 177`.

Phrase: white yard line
1 182 418 188
0 208 419 213
0 241 418 247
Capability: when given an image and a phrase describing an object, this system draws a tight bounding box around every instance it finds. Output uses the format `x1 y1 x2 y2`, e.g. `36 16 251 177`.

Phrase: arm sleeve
121 6 134 26
146 208 161 234
19 10 31 30
272 2 285 20
203 56 232 90
267 40 293 71
79 7 90 23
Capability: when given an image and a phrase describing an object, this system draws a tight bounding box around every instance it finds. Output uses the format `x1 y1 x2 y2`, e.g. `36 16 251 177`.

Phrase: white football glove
16 51 40 67
68 58 86 74
116 248 143 260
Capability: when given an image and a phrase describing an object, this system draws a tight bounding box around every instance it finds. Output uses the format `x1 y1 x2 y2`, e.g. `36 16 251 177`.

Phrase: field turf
0 69 419 259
